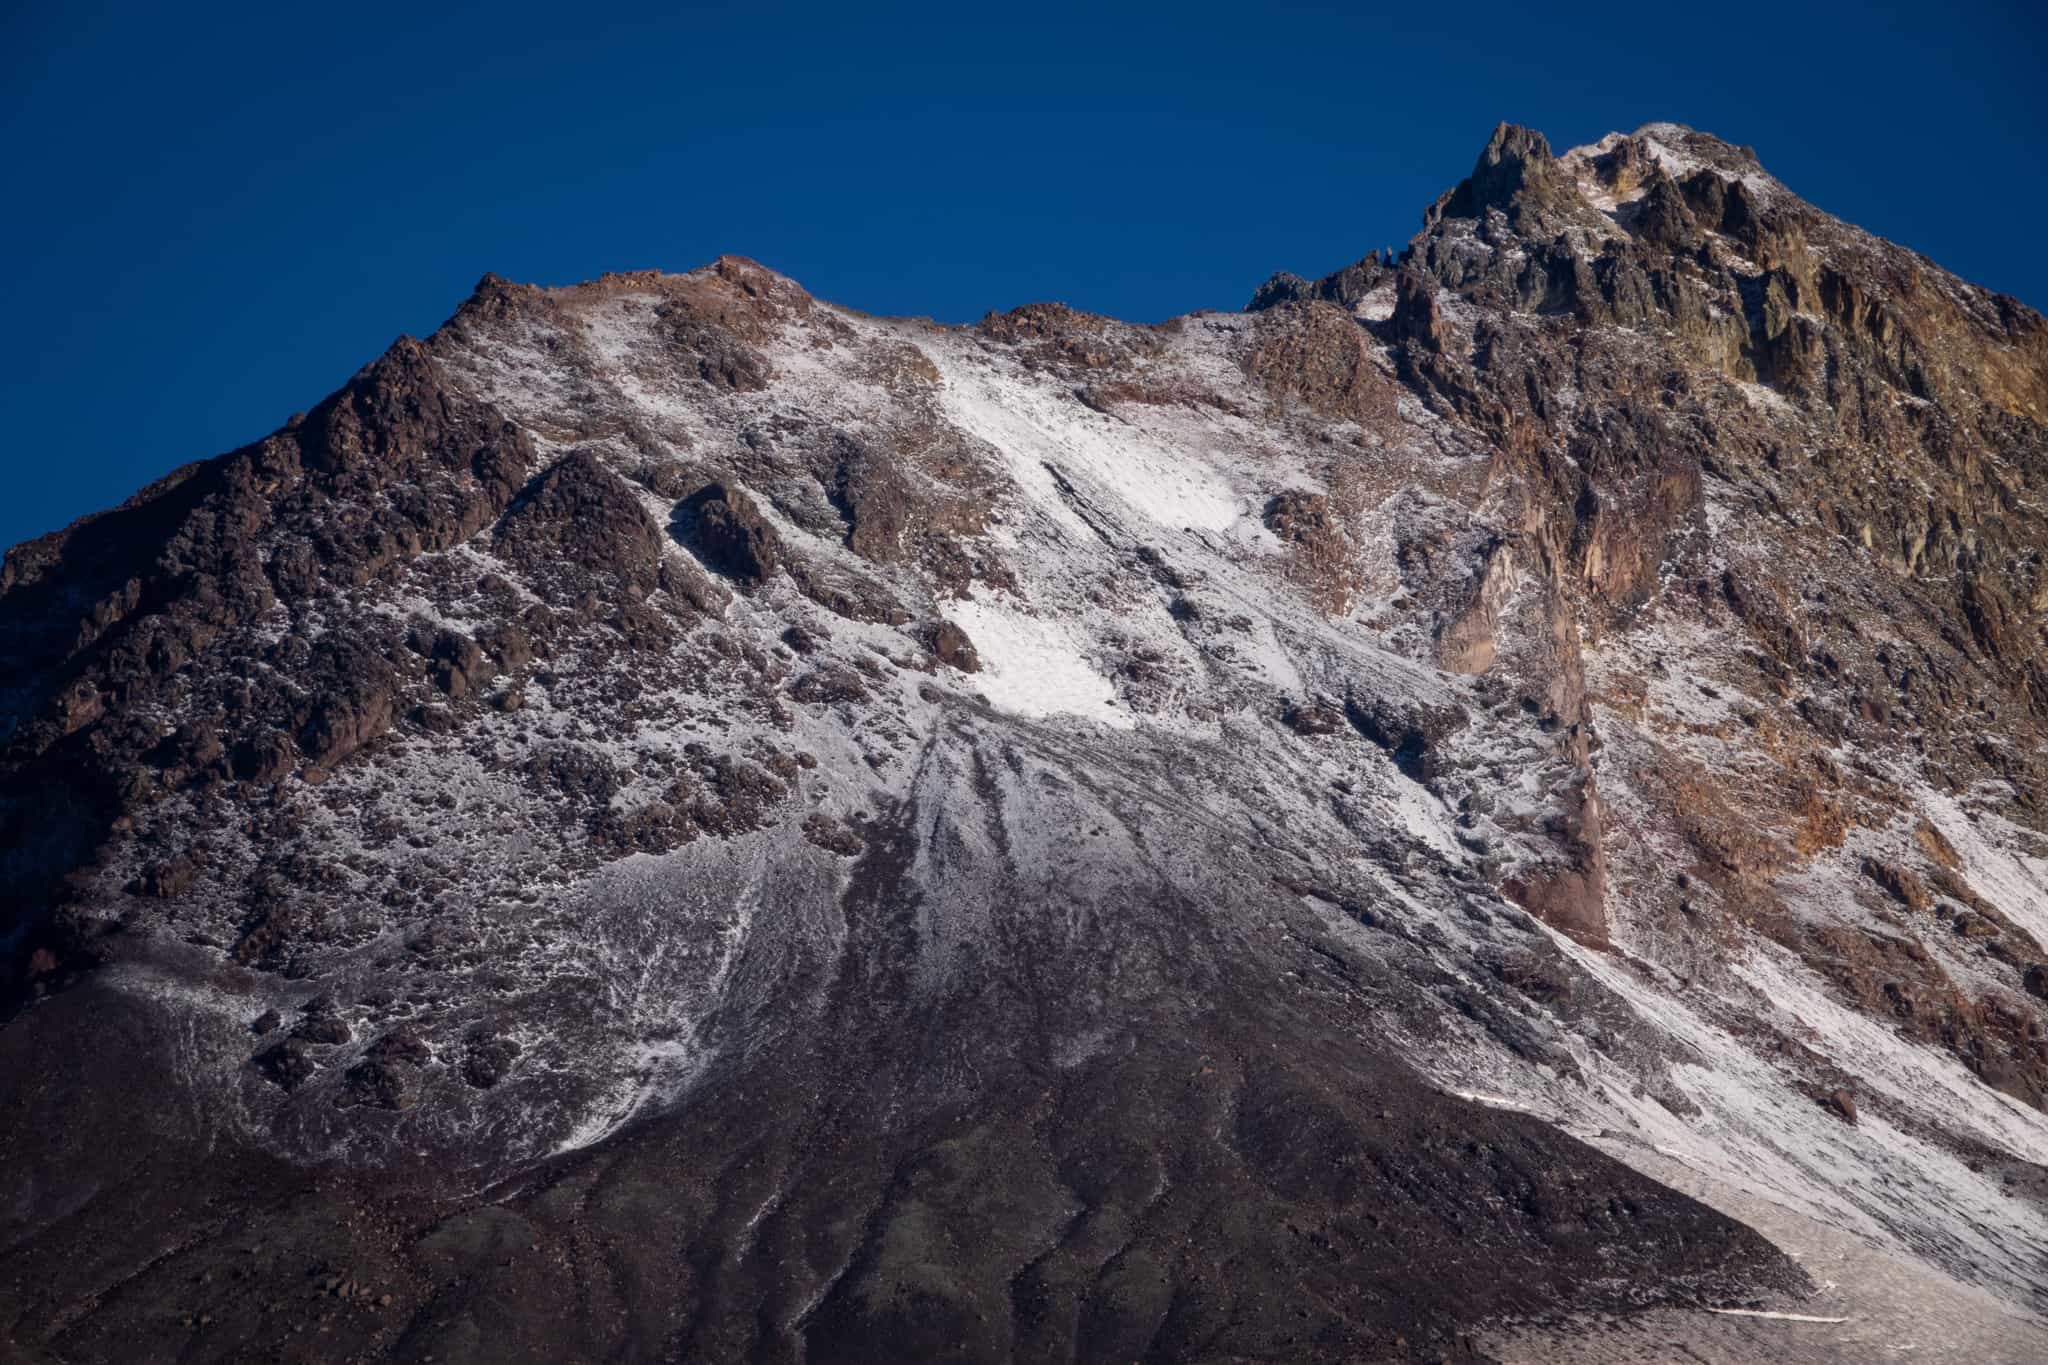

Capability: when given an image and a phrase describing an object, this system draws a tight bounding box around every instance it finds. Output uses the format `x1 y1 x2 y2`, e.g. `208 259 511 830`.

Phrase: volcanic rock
3 120 2047 1364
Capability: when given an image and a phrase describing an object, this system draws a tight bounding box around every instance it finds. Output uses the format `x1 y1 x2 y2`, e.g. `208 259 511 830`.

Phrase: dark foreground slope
3 883 1790 1362
4 123 2047 1362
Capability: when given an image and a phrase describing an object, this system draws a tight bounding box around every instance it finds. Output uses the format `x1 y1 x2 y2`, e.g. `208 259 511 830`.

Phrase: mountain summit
4 123 2047 1362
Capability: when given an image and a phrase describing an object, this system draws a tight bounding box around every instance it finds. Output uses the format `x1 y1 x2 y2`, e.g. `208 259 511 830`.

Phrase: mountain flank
4 122 2047 1363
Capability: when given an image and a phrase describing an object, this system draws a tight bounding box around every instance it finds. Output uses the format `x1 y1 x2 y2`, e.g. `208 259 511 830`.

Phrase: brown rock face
928 620 981 673
1263 489 1358 614
496 448 666 600
1258 122 2048 1012
833 437 919 563
1246 299 1400 423
0 336 533 974
1502 777 1609 949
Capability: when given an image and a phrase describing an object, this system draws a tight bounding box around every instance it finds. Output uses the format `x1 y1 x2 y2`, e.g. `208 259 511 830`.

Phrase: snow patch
944 593 1135 730
928 338 1243 534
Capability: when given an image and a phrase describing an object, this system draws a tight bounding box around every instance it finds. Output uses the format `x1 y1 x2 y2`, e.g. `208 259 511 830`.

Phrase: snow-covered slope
3 122 2046 1363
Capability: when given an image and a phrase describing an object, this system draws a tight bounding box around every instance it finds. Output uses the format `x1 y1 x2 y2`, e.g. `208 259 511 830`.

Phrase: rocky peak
1246 248 1393 313
3 120 2047 1363
1426 120 1603 235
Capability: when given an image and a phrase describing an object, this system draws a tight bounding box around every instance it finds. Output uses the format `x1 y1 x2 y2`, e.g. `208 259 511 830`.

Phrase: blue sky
3 1 2043 550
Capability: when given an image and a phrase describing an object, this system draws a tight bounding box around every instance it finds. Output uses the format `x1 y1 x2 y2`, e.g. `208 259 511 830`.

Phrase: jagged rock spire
1425 121 1599 233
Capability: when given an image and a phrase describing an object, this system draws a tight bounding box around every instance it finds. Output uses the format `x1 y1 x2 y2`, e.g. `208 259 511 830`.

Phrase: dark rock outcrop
683 482 782 582
496 448 665 600
0 337 532 993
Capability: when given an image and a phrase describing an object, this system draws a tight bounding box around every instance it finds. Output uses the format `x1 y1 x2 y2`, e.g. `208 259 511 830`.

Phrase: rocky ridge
2 123 2046 1362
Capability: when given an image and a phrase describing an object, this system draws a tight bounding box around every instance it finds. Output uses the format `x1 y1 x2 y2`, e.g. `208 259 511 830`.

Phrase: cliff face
3 125 2047 1362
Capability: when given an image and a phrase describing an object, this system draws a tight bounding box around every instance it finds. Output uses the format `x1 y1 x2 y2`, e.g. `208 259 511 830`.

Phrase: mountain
4 122 2047 1363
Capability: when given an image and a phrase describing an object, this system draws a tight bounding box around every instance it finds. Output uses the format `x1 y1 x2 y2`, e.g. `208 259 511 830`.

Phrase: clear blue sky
3 1 2043 551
